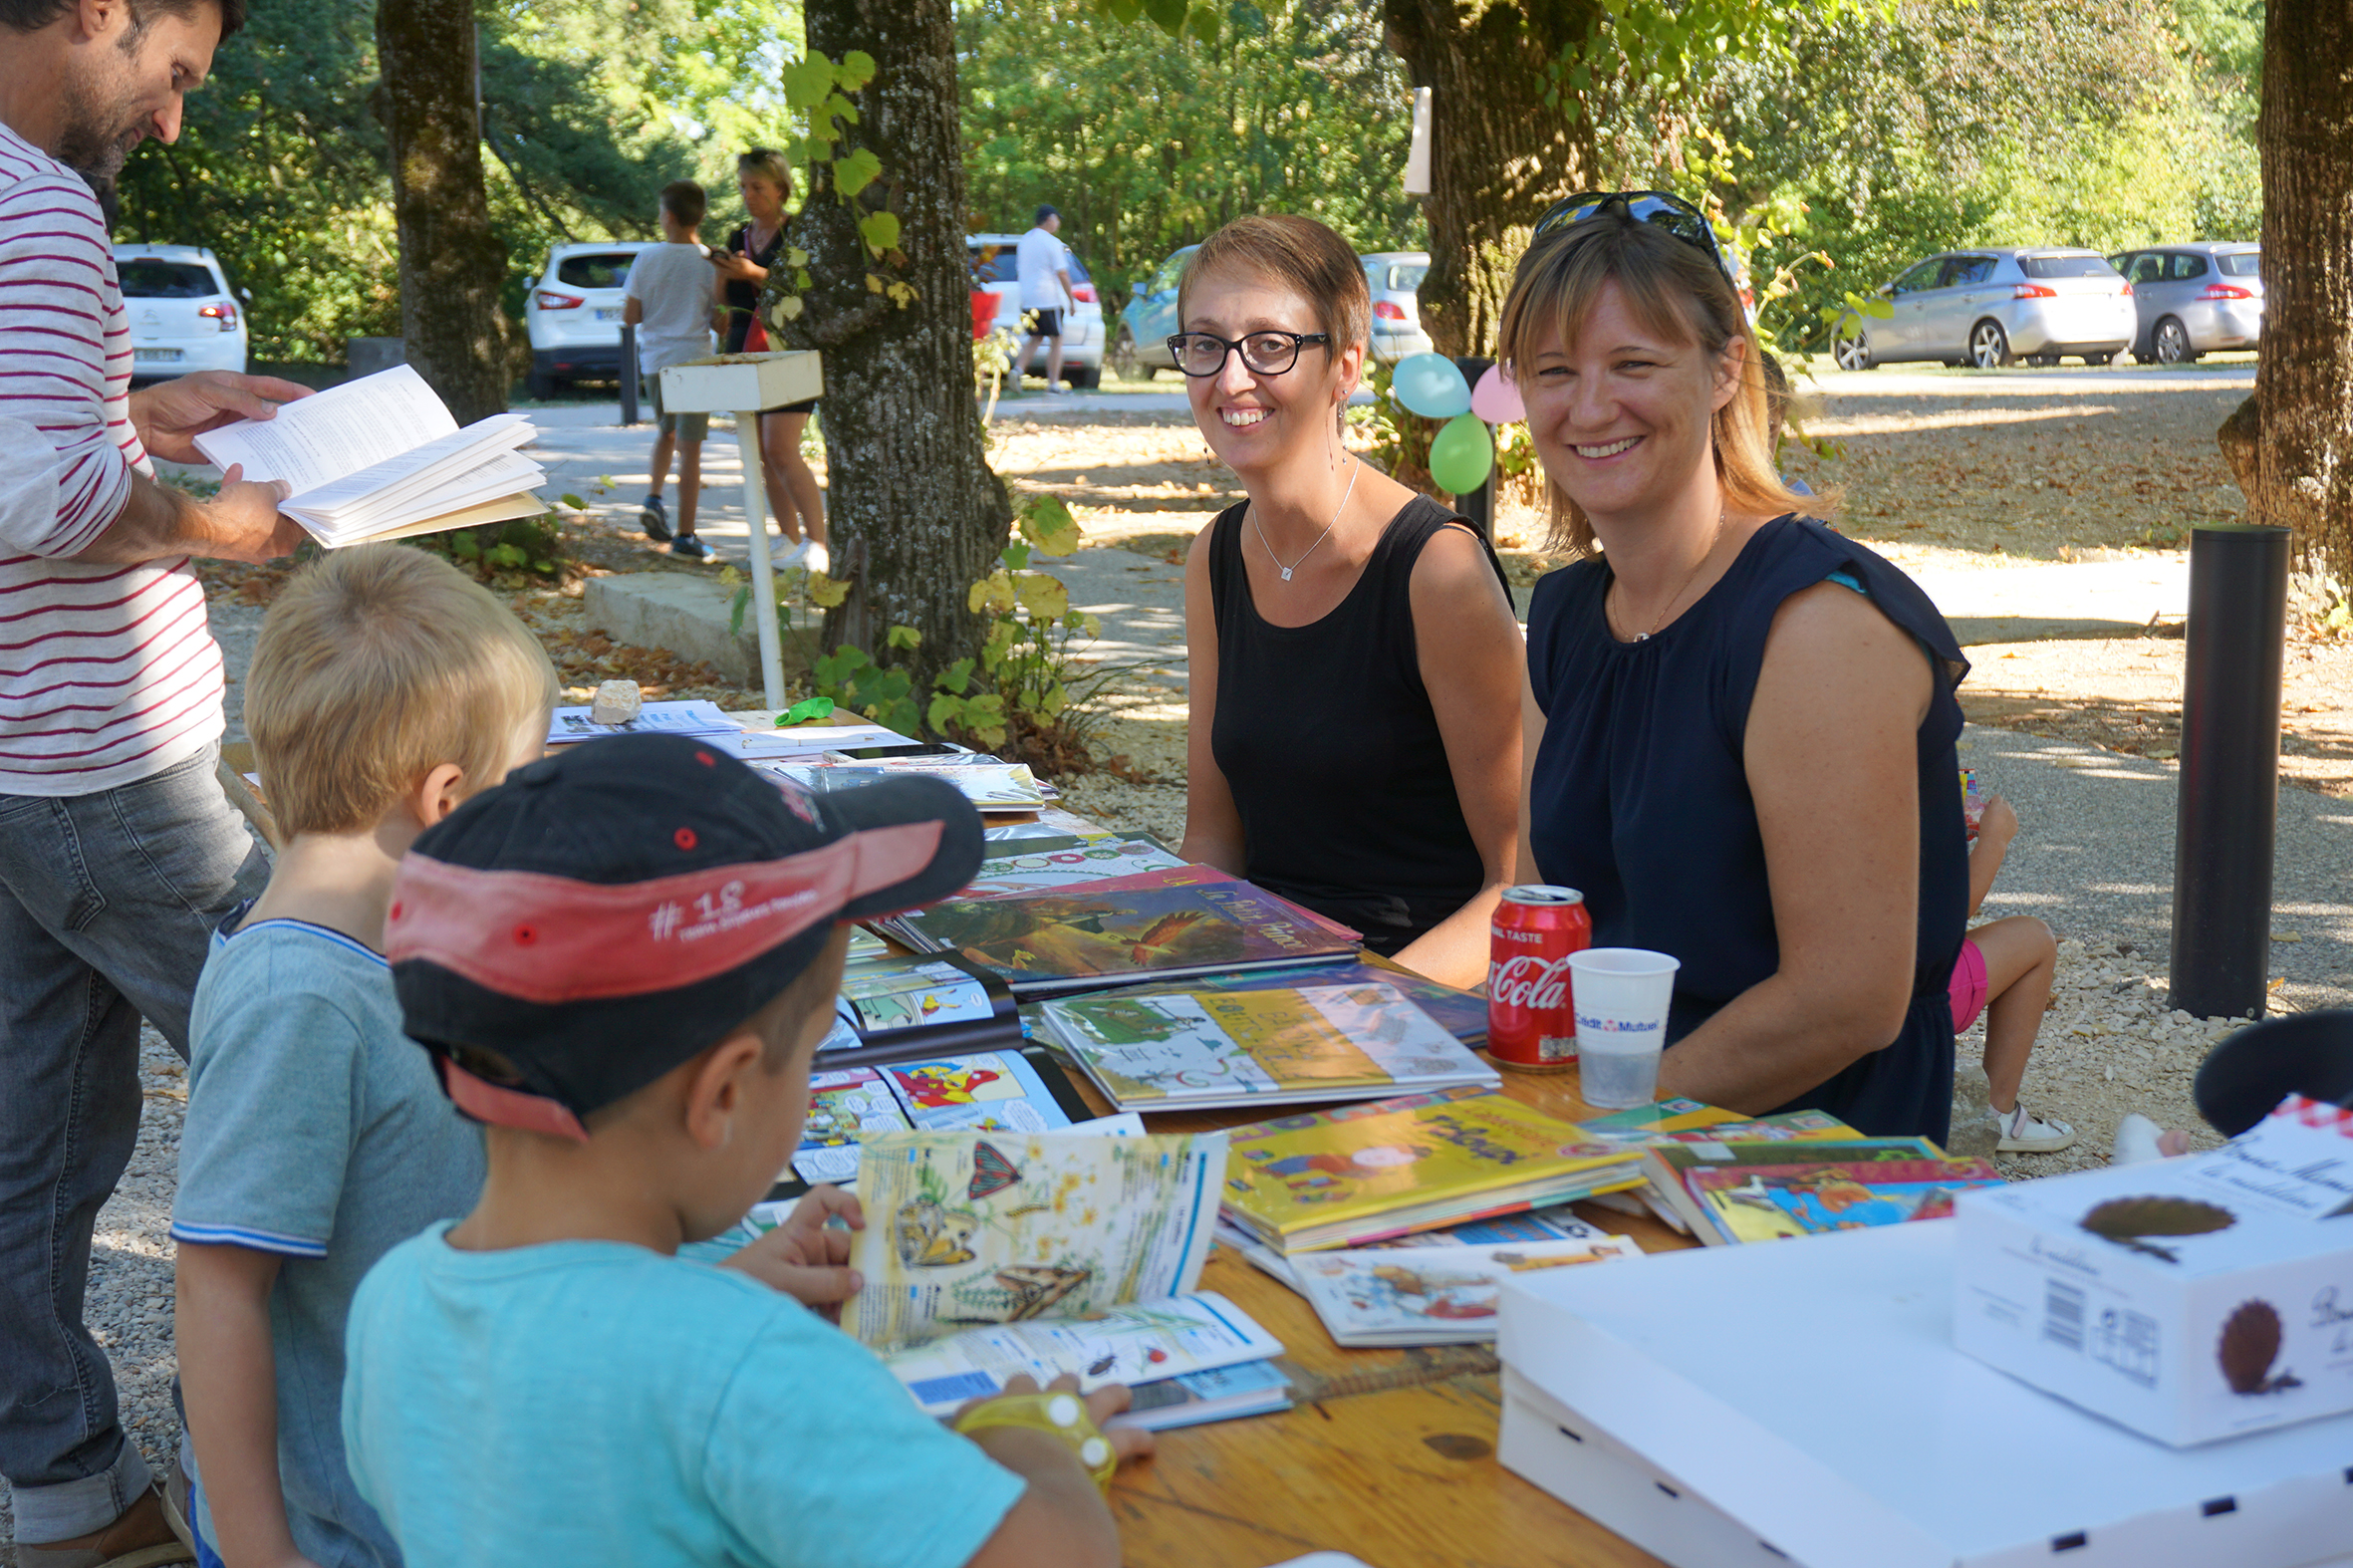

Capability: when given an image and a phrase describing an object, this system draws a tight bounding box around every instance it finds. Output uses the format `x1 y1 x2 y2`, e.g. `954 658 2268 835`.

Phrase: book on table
786 1046 1090 1190
1029 981 1498 1112
1100 958 1490 1048
880 1291 1287 1427
887 881 1359 998
1571 1105 1868 1232
1291 1235 1643 1348
1215 1201 1630 1293
1218 1085 1649 1254
192 365 544 546
1653 1144 2004 1245
812 950 1024 1067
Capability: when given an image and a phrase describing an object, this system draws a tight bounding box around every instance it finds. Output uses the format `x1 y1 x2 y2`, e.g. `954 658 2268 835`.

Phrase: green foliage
958 0 1424 305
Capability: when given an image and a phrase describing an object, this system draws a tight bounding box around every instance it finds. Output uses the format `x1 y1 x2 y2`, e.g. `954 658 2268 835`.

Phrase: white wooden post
655 351 824 712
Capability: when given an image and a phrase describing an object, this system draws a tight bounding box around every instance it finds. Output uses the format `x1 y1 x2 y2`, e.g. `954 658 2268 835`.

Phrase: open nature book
193 365 544 546
849 1129 1226 1347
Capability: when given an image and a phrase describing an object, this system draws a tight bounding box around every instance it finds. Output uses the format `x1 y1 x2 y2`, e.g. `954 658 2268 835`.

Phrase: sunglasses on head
1532 190 1735 284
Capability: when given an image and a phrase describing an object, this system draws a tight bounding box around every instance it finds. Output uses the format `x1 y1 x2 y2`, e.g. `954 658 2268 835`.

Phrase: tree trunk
776 0 1008 694
376 0 507 424
1382 0 1603 363
2238 0 2353 579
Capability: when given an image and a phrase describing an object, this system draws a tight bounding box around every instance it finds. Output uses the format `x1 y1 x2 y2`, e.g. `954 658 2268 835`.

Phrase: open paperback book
192 366 544 545
880 1291 1287 1427
788 1048 1094 1188
850 1129 1226 1347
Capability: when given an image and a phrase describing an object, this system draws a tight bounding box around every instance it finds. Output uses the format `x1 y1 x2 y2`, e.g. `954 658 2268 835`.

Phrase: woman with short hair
1505 194 1969 1139
1177 215 1523 987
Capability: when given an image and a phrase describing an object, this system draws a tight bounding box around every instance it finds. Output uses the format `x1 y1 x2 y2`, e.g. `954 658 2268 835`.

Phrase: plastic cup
1568 948 1681 1109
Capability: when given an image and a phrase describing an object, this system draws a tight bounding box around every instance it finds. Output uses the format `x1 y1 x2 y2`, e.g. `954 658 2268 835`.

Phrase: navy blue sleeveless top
1525 516 1969 1141
1207 495 1508 955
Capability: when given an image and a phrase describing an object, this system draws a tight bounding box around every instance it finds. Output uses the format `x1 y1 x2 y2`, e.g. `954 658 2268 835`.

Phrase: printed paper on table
1293 1236 1642 1346
882 1290 1281 1416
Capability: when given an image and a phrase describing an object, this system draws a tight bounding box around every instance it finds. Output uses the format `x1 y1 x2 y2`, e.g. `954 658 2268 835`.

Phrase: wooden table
1068 1060 1693 1568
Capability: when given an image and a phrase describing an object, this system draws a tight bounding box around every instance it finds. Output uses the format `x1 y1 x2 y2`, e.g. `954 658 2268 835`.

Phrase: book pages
1293 1237 1642 1346
192 364 454 494
850 1130 1226 1347
881 1291 1282 1417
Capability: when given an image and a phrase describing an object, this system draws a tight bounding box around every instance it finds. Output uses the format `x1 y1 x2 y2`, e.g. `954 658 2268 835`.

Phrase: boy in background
626 179 718 561
345 738 1151 1568
171 547 558 1568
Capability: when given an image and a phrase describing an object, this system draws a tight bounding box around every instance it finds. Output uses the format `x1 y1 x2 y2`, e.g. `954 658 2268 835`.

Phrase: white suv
967 233 1103 389
114 244 247 379
524 241 652 396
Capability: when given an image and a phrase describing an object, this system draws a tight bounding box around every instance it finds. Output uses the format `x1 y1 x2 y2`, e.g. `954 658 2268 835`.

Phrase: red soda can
1486 885 1591 1072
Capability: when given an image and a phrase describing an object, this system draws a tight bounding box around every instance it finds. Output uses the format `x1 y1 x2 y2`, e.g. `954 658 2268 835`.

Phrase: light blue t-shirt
174 915 488 1568
343 1227 1026 1568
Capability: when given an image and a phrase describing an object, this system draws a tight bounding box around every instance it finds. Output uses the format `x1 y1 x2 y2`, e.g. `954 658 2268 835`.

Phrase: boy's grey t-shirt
624 241 717 375
174 916 487 1568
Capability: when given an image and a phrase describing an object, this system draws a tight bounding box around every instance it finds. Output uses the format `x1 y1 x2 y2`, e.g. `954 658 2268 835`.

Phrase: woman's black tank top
1206 494 1508 954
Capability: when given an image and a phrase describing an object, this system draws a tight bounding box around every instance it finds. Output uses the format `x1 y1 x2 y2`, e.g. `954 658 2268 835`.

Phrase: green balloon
1429 412 1494 494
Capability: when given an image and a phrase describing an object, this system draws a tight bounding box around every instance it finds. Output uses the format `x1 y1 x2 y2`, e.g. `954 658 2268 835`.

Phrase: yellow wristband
951 1391 1117 1491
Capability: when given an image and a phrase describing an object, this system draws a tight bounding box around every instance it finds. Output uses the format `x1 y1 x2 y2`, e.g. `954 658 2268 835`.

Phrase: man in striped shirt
1 1 315 1561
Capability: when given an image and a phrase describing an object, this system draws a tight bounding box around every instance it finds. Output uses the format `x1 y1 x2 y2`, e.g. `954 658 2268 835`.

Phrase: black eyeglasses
1166 330 1332 378
1532 190 1731 278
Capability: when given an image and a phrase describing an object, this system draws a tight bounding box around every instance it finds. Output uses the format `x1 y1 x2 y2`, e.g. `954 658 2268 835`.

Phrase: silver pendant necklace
1614 510 1727 642
1251 459 1359 583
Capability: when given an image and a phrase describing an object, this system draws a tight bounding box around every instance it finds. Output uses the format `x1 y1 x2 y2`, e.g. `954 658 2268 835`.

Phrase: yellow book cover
1220 1086 1644 1249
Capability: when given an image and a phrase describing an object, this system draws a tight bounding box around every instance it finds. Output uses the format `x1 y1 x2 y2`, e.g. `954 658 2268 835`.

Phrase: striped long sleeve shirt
0 123 222 796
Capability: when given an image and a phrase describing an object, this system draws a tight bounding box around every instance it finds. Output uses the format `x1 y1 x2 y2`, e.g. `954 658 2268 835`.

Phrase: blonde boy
170 546 556 1568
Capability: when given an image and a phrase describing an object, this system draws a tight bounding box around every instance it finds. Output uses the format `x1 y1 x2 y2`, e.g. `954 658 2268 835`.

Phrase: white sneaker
776 540 810 570
801 540 828 574
1996 1102 2077 1154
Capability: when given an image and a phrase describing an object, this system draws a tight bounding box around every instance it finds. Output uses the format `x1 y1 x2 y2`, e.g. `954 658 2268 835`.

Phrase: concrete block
583 571 817 686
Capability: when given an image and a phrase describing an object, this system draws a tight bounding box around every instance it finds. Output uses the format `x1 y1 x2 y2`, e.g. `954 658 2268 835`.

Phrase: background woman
708 147 828 569
1505 195 1968 1139
1177 215 1522 988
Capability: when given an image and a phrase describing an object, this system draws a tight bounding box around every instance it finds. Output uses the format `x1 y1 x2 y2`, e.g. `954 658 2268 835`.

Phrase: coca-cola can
1486 885 1591 1073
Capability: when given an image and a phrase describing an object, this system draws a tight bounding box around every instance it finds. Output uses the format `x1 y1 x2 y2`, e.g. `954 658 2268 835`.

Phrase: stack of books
1218 1086 1650 1254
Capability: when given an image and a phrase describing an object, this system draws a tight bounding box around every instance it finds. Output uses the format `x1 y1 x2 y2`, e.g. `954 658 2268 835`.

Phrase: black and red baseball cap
386 733 982 1141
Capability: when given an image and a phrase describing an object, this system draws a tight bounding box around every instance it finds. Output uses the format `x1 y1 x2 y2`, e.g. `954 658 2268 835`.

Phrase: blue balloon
1392 353 1471 419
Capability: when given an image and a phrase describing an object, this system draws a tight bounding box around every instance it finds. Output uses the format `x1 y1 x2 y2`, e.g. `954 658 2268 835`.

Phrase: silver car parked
2108 243 2262 364
1361 251 1433 363
1832 248 2136 371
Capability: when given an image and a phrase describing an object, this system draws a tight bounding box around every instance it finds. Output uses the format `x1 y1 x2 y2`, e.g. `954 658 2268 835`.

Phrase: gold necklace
1612 511 1726 642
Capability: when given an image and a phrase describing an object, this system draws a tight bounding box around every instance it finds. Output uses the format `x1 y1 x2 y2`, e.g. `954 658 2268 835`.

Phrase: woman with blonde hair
1176 214 1522 986
1505 193 1969 1138
709 147 828 568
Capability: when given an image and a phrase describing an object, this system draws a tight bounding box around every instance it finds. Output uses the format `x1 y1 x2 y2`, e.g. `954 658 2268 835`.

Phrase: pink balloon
1469 364 1525 423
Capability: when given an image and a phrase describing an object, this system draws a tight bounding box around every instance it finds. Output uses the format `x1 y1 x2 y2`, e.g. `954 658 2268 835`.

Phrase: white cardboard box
1495 1220 2353 1568
1955 1094 2353 1446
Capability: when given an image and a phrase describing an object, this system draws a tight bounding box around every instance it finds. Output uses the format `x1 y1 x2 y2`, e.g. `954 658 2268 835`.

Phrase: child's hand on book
720 1183 865 1318
955 1374 1156 1475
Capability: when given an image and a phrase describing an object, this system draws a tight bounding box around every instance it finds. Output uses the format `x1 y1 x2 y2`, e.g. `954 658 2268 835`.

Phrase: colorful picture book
1675 1152 2004 1245
1216 1202 1633 1293
890 882 1360 998
954 835 1187 899
849 1129 1227 1347
1575 1099 1855 1146
1218 1086 1648 1254
1291 1235 1643 1347
1639 1136 1947 1238
1032 982 1498 1112
815 952 1024 1065
1103 960 1489 1048
790 1050 1081 1188
881 1291 1284 1423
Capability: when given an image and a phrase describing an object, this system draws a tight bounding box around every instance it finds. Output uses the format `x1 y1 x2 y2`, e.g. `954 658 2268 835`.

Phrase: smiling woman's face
1180 264 1357 477
1519 278 1742 525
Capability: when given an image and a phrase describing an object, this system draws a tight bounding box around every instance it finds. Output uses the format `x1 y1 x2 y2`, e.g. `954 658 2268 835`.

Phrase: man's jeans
0 746 266 1542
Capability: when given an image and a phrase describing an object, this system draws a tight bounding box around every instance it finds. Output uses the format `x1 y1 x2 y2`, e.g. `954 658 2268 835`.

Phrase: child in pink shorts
1958 790 2071 1153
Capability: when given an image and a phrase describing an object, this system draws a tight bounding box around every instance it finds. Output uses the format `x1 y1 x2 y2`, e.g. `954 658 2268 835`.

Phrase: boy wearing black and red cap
342 735 1150 1568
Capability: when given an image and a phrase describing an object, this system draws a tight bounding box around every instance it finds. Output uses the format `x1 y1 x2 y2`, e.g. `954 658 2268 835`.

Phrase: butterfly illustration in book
893 1198 982 1267
997 1264 1091 1320
968 1141 1023 1199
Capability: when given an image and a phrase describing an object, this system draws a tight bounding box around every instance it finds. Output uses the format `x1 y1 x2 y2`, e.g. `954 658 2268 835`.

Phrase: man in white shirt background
1013 204 1074 396
0 0 308 1558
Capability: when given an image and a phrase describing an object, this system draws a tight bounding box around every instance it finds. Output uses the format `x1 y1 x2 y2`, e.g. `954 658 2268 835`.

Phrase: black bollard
2169 523 2290 1019
619 324 640 425
1449 355 1495 542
